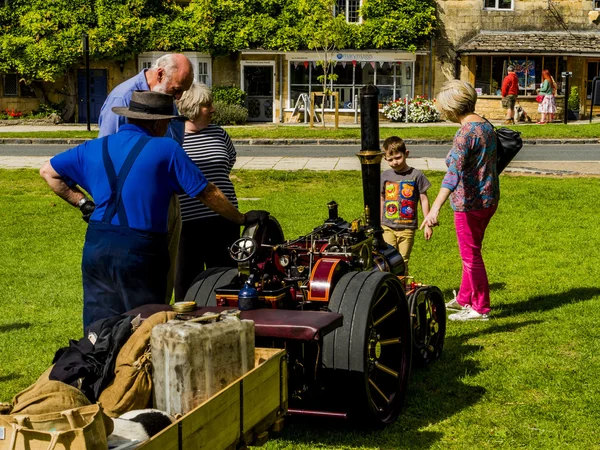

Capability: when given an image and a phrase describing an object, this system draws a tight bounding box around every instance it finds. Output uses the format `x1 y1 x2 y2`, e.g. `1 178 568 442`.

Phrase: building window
474 55 564 96
288 60 413 110
595 0 600 9
198 61 210 85
335 0 361 23
3 74 18 96
484 0 513 10
140 61 153 70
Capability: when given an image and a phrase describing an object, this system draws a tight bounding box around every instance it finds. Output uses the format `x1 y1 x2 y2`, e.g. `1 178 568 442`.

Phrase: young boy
380 136 432 273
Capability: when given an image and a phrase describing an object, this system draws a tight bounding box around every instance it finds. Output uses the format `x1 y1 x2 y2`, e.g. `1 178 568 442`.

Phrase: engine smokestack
356 85 386 249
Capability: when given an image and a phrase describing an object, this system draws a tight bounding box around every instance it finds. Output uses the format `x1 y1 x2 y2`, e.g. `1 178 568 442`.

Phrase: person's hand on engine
243 210 270 226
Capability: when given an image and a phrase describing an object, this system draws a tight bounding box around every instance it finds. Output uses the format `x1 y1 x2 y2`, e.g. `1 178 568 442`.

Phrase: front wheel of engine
322 271 412 425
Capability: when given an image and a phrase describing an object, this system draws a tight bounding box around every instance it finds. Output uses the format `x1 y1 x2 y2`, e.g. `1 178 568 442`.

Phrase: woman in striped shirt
174 82 240 300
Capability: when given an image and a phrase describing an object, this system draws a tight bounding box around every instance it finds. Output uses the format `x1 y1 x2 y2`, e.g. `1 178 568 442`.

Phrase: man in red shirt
501 65 519 125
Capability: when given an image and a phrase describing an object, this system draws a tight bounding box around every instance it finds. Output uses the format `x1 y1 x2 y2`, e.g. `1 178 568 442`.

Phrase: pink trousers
454 205 497 314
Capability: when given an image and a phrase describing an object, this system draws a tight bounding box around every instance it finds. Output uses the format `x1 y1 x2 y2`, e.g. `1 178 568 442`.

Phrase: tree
303 0 350 126
0 0 437 122
358 0 437 50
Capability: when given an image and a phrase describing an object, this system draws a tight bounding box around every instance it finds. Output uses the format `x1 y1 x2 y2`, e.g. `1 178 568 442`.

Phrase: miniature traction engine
184 85 447 425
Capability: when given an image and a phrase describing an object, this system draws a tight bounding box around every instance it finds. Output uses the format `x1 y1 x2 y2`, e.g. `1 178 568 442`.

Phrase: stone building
436 0 600 120
3 0 600 123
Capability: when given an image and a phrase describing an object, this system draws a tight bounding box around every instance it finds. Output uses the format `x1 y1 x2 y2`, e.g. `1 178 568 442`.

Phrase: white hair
176 82 213 121
435 80 477 122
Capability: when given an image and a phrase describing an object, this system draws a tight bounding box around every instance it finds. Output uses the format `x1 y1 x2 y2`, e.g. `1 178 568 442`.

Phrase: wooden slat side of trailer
140 348 287 450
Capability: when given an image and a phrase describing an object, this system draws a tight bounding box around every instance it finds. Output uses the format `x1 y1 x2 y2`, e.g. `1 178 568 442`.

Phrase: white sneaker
445 290 465 311
448 307 489 322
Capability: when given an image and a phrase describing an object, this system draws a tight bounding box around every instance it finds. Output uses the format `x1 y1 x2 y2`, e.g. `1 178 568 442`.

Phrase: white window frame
335 0 362 24
197 60 211 85
137 52 212 86
286 60 414 111
483 0 514 10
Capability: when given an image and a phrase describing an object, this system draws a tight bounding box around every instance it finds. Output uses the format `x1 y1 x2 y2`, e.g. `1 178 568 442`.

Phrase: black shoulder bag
485 119 523 174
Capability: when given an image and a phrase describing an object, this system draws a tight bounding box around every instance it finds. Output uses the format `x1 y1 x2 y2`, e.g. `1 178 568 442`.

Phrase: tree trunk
29 81 48 106
61 69 77 123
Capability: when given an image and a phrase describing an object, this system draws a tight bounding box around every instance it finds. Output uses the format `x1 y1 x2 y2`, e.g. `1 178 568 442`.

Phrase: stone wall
476 96 565 121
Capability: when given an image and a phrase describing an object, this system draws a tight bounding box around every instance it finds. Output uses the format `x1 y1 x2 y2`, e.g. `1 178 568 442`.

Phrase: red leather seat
126 304 343 341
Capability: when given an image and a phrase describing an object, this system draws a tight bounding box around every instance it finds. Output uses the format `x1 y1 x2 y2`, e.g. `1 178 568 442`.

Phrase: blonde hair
383 136 407 157
175 81 212 121
435 80 477 123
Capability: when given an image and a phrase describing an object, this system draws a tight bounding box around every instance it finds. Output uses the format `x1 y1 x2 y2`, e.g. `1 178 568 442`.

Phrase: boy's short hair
383 136 407 157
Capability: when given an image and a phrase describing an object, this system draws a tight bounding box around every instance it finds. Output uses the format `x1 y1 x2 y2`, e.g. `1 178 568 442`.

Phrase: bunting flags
379 61 385 68
352 60 357 67
370 62 375 69
361 61 367 68
293 61 299 69
303 61 309 69
341 61 347 68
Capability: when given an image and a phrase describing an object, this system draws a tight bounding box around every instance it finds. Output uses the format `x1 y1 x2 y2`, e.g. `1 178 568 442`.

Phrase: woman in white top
174 82 239 300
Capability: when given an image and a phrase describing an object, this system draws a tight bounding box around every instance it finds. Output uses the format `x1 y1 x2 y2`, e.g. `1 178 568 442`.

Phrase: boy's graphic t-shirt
380 167 431 230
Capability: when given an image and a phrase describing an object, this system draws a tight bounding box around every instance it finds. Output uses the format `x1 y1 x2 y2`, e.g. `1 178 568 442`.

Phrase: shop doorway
241 62 275 122
77 69 107 124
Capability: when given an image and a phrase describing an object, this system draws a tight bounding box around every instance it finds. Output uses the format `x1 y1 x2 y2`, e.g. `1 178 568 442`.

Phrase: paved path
1 122 600 175
3 154 598 176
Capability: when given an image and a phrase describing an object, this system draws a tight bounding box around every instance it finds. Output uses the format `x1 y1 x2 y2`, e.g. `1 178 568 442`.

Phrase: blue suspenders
101 135 151 227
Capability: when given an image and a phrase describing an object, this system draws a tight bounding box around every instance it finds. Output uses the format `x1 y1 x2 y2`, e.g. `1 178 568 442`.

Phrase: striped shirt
179 124 238 221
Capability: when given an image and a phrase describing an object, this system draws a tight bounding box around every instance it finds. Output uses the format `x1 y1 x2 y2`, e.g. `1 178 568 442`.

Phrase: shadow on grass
0 322 31 333
442 282 507 300
494 287 600 319
276 320 540 449
0 374 22 383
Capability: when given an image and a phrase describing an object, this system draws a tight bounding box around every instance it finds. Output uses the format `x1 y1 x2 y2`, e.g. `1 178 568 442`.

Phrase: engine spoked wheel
408 286 446 366
229 237 258 262
323 271 412 425
184 267 238 306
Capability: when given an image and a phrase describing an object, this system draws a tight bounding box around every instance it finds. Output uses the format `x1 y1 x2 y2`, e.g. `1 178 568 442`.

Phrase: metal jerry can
150 311 255 415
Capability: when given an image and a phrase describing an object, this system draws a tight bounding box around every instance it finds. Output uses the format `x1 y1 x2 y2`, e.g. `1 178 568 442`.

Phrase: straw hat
112 90 187 120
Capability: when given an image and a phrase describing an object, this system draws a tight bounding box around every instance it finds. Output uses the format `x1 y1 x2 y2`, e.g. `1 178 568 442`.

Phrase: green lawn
1 170 599 449
2 121 600 141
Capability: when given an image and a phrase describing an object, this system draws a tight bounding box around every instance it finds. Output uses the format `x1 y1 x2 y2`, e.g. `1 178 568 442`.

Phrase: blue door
78 69 107 124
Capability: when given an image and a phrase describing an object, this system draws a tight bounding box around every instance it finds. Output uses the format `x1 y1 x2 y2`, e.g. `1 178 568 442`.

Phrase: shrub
382 96 441 123
0 108 23 119
212 86 246 107
568 86 580 111
382 100 406 121
212 100 248 125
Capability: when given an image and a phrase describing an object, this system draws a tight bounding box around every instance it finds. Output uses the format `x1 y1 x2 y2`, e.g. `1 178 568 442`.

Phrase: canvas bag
0 404 107 450
485 119 523 174
99 311 177 418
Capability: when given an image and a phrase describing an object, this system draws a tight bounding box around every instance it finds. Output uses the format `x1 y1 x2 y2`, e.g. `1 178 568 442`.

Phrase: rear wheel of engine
408 286 446 366
184 267 238 306
322 271 412 425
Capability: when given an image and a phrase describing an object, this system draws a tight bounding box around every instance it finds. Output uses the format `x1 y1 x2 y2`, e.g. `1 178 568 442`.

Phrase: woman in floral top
421 80 499 322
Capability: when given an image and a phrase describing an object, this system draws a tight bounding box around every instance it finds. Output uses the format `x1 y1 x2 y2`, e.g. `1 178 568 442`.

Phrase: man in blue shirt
40 91 268 329
98 53 194 302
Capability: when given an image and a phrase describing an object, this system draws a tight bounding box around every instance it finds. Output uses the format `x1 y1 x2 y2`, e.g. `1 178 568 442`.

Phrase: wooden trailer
140 348 287 450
